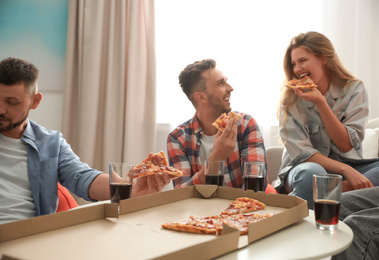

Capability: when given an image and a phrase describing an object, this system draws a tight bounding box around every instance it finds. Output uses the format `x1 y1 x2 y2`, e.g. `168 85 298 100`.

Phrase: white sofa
266 118 379 184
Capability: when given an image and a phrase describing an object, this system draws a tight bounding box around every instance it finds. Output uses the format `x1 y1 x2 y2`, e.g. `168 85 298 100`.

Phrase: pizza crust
162 216 222 235
212 112 243 132
285 76 317 89
220 197 266 216
133 151 184 179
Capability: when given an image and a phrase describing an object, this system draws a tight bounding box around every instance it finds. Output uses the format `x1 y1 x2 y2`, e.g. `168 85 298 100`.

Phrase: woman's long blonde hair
278 32 358 134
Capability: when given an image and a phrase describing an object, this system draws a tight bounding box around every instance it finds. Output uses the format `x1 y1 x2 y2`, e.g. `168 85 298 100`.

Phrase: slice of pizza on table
133 151 184 179
285 75 317 90
212 111 243 132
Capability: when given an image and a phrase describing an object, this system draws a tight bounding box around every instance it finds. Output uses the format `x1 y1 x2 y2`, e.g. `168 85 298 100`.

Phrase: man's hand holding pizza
132 173 172 197
209 117 239 161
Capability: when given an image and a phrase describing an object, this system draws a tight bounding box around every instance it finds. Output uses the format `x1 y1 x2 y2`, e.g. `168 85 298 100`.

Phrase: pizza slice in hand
212 111 242 132
285 75 317 90
133 151 184 179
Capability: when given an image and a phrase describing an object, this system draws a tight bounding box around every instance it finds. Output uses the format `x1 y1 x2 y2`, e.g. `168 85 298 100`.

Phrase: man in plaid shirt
167 59 267 189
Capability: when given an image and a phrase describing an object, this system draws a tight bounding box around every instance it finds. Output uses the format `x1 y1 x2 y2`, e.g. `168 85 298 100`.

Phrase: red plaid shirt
167 112 267 189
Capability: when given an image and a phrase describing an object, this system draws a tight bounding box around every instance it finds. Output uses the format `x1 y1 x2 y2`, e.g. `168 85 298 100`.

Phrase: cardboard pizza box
0 186 308 260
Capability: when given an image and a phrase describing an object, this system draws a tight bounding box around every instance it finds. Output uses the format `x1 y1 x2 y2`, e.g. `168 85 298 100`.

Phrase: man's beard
0 115 28 132
207 94 231 115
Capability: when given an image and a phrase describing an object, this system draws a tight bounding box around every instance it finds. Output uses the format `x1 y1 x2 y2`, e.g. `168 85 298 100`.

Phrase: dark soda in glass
244 176 264 192
110 183 132 203
206 175 224 186
314 199 340 225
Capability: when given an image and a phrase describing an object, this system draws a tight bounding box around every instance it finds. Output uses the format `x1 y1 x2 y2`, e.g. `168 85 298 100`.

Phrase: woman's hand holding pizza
294 87 325 105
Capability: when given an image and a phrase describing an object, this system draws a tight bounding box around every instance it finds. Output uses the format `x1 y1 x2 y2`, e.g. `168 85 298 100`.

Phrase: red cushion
57 182 78 212
265 183 278 194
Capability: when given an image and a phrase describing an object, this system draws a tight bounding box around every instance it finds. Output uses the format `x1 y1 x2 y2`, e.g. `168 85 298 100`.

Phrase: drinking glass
313 174 342 231
243 162 265 192
204 160 225 186
109 162 134 203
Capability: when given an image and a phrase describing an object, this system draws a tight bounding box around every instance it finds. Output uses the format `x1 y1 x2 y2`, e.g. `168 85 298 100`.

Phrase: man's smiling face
202 68 234 116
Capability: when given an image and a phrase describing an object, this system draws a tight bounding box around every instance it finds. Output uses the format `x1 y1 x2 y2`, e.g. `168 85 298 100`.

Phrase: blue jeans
284 161 379 209
331 187 379 260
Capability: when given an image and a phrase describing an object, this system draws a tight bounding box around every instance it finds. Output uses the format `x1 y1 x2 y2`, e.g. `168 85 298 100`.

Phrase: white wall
28 91 64 132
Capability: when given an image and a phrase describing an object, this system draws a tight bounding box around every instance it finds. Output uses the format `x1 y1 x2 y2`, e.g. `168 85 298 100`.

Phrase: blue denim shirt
274 81 369 189
21 120 101 216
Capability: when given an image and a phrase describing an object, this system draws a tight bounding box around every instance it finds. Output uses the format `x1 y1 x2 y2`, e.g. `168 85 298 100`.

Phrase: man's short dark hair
0 57 39 95
178 59 216 102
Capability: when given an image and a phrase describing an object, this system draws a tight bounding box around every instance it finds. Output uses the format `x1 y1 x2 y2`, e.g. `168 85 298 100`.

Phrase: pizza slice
212 111 242 132
133 151 184 179
220 197 266 216
161 212 275 235
221 213 275 235
161 215 223 235
149 151 168 166
285 75 317 90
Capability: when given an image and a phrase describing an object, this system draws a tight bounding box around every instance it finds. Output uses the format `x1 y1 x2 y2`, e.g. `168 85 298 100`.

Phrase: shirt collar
327 83 346 99
21 119 36 142
190 114 204 136
302 83 346 108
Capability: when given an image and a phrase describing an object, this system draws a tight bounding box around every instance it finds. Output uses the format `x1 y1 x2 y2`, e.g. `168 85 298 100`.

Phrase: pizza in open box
162 197 274 235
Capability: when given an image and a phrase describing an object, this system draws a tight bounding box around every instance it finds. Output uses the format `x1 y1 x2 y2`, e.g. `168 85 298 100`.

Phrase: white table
217 210 353 260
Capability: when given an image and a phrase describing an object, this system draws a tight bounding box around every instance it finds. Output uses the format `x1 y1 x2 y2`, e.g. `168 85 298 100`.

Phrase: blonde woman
273 32 379 209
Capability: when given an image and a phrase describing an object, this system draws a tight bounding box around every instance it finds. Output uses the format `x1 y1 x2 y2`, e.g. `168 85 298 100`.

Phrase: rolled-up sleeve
341 82 368 151
58 135 101 201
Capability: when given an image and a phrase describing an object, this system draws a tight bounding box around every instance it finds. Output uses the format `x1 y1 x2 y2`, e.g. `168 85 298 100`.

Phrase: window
156 0 322 128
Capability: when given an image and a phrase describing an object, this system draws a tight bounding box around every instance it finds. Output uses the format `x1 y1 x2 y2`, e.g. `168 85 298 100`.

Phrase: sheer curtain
322 0 379 120
63 0 156 173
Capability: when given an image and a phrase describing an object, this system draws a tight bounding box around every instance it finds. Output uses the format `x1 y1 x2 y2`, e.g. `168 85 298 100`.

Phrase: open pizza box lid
0 186 308 260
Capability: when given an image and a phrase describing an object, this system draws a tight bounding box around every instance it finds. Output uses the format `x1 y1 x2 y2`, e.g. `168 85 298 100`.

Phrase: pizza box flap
153 224 240 260
118 186 196 215
0 204 108 243
194 184 218 198
116 185 305 215
2 254 19 260
247 196 308 243
116 185 225 215
214 186 307 209
104 202 119 218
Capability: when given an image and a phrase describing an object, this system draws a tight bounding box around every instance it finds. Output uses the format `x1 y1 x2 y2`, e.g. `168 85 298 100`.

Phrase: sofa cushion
265 183 278 194
362 128 379 159
57 182 78 212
